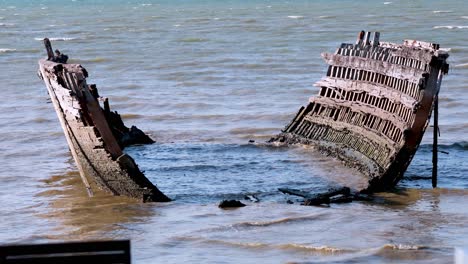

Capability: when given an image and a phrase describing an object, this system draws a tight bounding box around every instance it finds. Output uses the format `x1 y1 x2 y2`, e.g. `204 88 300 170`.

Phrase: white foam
433 10 453 13
0 48 16 53
0 23 15 27
461 16 468 19
454 63 468 68
287 15 304 19
383 2 392 5
434 25 468 29
34 37 77 41
141 4 152 6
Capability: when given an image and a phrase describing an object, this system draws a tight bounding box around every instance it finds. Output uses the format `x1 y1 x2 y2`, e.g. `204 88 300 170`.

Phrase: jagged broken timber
271 32 449 192
38 38 170 202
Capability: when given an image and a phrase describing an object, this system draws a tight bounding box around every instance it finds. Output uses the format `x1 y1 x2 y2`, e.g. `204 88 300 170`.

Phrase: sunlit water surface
0 1 467 263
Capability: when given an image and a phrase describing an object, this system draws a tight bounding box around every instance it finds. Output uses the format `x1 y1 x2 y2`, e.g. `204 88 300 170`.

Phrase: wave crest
382 244 426 250
277 243 350 253
34 37 77 41
0 48 16 53
233 214 327 228
454 63 468 68
433 25 468 29
288 16 304 19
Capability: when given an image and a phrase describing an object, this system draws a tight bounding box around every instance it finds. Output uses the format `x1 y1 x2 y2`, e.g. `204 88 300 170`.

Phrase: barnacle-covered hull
271 32 449 192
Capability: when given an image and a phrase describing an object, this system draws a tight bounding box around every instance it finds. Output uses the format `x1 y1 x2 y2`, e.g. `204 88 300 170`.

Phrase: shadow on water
34 169 159 241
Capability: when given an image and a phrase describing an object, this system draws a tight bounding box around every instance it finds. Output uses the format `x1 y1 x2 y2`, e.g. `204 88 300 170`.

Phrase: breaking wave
454 63 468 68
34 37 77 41
0 48 16 53
175 236 431 257
277 244 351 253
433 25 468 29
287 16 304 19
380 244 427 250
178 236 352 254
433 10 453 13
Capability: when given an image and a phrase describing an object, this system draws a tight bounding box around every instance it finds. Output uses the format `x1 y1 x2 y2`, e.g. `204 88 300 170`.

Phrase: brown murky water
1 1 468 263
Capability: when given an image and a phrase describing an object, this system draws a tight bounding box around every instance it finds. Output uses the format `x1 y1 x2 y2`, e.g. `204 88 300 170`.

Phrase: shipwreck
38 39 170 202
271 31 449 192
38 32 449 203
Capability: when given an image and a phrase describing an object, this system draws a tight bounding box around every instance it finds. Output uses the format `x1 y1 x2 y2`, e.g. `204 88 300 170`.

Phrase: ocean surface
1 0 468 263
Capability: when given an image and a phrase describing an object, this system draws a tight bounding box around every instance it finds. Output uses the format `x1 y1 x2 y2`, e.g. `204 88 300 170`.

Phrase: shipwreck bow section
271 32 449 192
38 39 170 202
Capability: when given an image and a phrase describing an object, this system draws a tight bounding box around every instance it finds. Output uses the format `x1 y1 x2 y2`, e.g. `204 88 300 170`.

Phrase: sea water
0 0 467 263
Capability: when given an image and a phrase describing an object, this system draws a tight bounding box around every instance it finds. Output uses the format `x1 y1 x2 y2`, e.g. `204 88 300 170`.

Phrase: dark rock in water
218 200 246 209
248 139 255 143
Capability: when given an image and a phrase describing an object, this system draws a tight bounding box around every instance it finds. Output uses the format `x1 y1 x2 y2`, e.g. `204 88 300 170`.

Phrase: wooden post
43 38 54 60
432 94 438 188
372 32 380 46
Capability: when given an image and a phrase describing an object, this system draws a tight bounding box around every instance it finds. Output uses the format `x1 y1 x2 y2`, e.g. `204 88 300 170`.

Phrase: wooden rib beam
315 77 418 108
321 53 426 81
303 114 398 152
310 97 410 131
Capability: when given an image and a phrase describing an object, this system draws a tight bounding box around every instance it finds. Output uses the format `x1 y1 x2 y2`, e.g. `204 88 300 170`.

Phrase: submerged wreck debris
271 32 449 192
218 200 246 209
279 187 373 206
38 38 170 202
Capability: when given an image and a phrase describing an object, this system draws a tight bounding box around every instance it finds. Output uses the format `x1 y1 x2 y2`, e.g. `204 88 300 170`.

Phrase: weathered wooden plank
315 77 417 109
271 32 449 192
303 114 398 153
322 53 426 82
39 51 170 202
310 97 409 131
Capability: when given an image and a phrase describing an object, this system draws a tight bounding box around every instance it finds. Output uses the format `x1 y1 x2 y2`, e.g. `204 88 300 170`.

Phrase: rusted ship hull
271 32 449 192
38 41 170 202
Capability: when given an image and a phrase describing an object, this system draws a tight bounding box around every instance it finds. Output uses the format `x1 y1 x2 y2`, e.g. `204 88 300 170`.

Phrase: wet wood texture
272 32 449 192
38 58 170 202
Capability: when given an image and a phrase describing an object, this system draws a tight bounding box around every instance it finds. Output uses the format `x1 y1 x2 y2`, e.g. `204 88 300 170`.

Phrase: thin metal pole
432 94 438 188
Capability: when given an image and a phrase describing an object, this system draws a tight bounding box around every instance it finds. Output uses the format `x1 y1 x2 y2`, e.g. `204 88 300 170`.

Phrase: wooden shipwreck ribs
271 31 449 193
38 32 449 203
38 38 170 202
